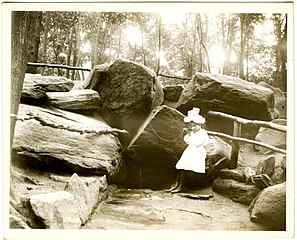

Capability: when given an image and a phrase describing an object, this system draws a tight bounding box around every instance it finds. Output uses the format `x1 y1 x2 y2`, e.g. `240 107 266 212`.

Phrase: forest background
24 11 287 92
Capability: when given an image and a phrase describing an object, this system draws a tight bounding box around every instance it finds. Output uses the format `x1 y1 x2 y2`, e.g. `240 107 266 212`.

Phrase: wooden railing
207 110 286 169
27 62 91 78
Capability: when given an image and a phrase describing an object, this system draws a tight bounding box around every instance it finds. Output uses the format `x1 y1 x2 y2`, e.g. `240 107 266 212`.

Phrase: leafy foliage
36 12 287 90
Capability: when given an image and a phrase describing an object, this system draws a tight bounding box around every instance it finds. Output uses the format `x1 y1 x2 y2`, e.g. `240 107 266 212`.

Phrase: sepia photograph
1 1 295 239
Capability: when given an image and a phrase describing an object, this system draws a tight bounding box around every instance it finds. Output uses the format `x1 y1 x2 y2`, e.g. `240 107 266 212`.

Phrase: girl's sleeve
183 133 190 144
191 130 208 147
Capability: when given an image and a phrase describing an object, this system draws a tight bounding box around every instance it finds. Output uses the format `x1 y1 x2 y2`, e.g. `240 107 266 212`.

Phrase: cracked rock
12 104 123 181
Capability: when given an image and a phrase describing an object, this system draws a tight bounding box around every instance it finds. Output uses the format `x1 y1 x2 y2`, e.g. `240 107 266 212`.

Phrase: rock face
12 104 123 180
249 182 286 230
46 89 100 110
9 214 30 229
64 173 107 225
177 73 277 121
21 73 74 104
123 105 232 189
79 59 164 142
162 85 184 108
29 191 81 229
255 119 286 153
258 81 286 119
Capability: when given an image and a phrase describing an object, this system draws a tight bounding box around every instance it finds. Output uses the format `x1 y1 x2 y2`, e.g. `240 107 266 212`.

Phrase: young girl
167 107 209 193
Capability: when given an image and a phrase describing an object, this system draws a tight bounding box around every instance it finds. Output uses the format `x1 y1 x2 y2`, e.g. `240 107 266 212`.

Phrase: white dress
175 129 209 173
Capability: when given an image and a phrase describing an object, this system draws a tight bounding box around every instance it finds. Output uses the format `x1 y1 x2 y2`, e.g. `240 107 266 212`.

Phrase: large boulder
21 73 74 105
258 81 286 119
255 119 286 153
249 182 286 230
77 59 164 145
123 105 232 189
46 89 100 111
177 73 277 121
29 191 81 229
12 104 123 181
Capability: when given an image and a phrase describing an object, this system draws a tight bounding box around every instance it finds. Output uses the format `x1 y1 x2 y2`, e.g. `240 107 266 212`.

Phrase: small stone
218 168 245 183
65 173 107 225
256 155 275 177
212 178 261 205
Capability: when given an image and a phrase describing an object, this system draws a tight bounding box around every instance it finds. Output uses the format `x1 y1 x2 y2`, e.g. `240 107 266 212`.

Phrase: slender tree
11 12 40 147
272 13 287 92
26 12 43 74
156 13 162 76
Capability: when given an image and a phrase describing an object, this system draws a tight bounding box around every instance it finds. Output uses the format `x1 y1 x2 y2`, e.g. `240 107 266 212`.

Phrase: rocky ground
82 142 277 231
83 187 268 231
10 142 281 231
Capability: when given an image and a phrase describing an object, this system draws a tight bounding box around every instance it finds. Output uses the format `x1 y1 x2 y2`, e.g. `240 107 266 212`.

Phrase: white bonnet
184 107 205 124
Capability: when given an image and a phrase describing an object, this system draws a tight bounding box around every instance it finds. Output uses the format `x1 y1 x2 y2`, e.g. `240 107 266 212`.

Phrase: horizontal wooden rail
207 130 286 155
27 62 91 72
207 110 286 133
158 73 191 81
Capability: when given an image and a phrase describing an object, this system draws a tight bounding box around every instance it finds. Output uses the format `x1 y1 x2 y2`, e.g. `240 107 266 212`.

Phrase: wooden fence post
229 120 241 169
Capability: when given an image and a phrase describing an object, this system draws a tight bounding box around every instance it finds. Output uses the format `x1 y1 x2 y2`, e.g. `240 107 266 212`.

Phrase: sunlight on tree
123 25 143 47
104 48 116 57
230 51 237 63
159 50 168 66
209 45 225 73
254 20 276 47
81 42 91 54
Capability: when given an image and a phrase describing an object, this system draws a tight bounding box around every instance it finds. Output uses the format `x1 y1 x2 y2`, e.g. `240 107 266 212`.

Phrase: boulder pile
10 60 286 229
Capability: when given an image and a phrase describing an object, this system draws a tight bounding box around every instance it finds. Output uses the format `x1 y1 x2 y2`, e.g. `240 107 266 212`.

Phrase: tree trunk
75 19 82 80
92 13 102 68
72 48 77 80
223 15 236 75
190 15 197 76
66 26 74 78
223 15 231 74
280 15 287 92
196 14 203 72
239 14 245 79
246 30 250 81
108 24 114 62
41 12 50 64
117 27 122 59
26 12 42 74
11 12 37 148
140 24 146 66
156 14 162 76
